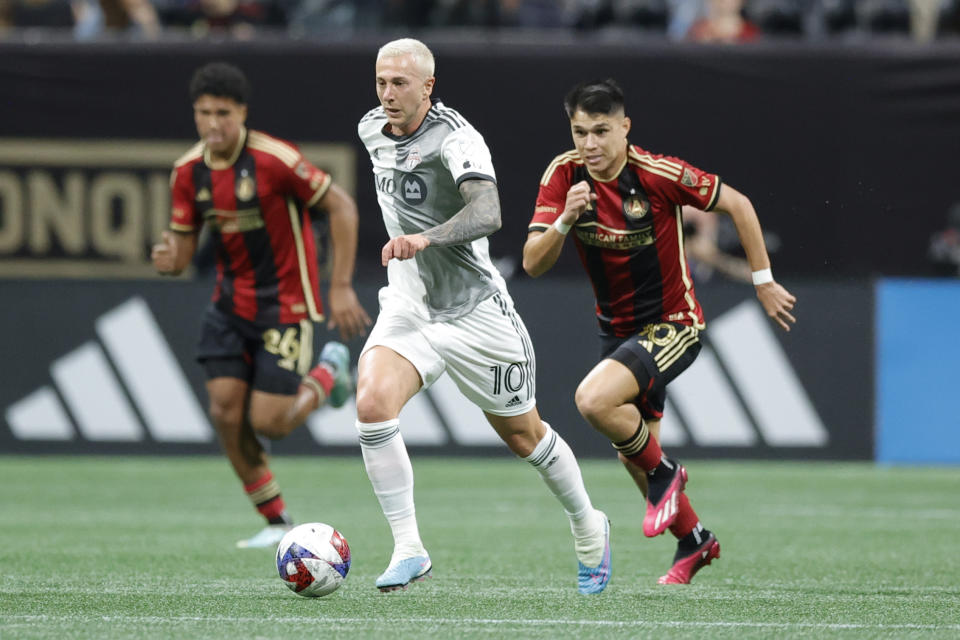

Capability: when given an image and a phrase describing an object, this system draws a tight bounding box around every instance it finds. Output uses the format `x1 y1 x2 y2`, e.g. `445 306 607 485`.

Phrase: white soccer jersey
358 101 508 321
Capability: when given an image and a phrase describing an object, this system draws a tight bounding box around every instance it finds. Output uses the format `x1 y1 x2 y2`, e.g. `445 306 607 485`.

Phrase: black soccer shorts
600 322 702 421
196 305 318 395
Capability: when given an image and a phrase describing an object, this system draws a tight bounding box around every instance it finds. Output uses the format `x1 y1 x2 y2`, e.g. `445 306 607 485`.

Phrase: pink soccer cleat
643 461 688 537
658 532 720 585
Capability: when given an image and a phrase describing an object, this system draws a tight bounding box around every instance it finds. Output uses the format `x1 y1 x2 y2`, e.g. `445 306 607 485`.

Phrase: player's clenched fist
562 180 596 224
381 234 430 266
151 231 179 275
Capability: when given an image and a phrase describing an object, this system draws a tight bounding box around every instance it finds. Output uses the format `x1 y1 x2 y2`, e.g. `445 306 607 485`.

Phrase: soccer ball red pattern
276 523 351 597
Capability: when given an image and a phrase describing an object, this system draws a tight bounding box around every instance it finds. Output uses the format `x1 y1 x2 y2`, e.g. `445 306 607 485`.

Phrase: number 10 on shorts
489 363 525 395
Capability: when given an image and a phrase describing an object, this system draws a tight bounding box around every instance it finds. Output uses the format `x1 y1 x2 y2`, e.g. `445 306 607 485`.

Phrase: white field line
2 582 959 597
1 615 959 631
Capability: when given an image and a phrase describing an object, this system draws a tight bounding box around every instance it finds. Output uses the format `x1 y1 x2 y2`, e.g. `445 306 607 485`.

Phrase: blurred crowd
1 0 959 41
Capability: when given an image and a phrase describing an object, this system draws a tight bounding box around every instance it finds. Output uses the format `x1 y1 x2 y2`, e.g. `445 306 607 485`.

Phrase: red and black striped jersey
530 144 721 338
169 128 331 325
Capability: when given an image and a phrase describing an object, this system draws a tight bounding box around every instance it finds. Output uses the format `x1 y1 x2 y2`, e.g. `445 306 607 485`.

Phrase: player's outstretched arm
151 230 197 276
523 180 595 278
381 179 501 265
713 184 797 331
318 183 371 340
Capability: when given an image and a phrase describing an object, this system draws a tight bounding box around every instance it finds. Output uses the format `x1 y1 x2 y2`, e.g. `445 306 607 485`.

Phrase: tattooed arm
380 178 502 265
423 179 501 246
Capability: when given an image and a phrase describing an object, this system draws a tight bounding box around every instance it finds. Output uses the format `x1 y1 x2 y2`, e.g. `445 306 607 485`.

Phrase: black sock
675 525 710 560
268 511 293 526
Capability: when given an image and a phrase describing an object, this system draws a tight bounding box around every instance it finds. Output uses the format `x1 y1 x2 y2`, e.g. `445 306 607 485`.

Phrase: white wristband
752 268 774 286
553 218 572 235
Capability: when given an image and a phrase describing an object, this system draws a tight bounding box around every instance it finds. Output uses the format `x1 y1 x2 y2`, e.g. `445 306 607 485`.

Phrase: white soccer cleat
375 555 432 592
577 512 612 595
236 524 293 549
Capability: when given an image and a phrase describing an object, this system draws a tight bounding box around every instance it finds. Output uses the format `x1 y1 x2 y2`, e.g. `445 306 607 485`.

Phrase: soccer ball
276 522 351 597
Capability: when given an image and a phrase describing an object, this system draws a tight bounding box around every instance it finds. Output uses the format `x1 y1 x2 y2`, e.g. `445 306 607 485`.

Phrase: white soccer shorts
360 286 537 417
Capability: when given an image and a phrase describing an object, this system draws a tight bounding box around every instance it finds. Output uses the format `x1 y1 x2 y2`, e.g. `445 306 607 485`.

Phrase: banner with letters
0 139 356 279
0 278 873 460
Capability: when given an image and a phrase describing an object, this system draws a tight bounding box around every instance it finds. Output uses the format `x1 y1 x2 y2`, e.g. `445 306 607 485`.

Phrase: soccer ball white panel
275 522 351 597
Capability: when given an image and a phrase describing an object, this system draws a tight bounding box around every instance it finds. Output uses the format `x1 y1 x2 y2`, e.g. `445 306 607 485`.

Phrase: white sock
525 422 605 565
356 419 427 564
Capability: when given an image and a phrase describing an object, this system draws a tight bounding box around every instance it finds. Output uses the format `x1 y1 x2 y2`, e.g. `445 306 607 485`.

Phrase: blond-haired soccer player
354 39 611 594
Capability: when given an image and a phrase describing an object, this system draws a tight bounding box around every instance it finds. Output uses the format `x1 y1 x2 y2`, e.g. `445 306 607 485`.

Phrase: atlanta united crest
623 195 649 219
236 175 256 201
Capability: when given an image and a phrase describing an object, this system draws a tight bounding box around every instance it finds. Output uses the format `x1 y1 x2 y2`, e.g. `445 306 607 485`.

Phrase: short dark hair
563 79 625 118
189 62 250 105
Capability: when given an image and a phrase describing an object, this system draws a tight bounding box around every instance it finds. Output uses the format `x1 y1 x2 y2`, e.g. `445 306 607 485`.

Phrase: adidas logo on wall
2 296 826 451
657 301 828 448
4 297 213 443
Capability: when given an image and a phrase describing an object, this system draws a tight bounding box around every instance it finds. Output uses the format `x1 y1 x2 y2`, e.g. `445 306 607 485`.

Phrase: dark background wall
1 39 955 459
2 39 959 279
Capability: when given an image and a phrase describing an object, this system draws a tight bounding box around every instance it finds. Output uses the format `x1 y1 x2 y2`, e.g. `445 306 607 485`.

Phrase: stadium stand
2 0 959 37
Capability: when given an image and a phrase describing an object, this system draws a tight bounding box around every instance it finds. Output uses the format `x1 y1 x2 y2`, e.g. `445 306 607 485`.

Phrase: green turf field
1 456 958 639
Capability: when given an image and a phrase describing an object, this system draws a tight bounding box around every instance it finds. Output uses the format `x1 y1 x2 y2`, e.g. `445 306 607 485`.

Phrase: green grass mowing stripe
2 615 959 640
5 613 960 630
1 457 958 640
